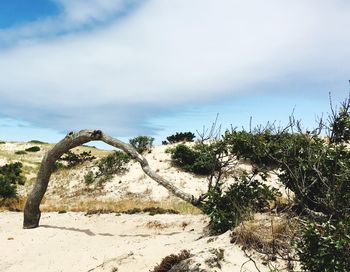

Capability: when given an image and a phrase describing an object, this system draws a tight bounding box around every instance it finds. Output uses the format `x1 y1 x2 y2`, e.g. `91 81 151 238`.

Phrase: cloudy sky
0 0 350 144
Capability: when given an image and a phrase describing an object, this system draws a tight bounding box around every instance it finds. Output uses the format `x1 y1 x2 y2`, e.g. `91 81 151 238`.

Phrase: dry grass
150 250 191 272
0 197 26 212
145 220 170 230
0 197 202 215
231 213 297 257
0 196 197 216
39 197 202 214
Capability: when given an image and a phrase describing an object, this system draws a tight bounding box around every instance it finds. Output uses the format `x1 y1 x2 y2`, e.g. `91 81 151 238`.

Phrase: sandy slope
0 212 274 272
0 142 290 271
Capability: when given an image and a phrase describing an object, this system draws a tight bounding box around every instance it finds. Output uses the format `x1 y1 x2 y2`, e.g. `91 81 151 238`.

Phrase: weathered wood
23 130 201 229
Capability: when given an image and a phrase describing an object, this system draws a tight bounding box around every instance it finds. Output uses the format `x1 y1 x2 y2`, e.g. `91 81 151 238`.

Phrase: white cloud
0 0 138 45
56 0 131 23
0 0 350 136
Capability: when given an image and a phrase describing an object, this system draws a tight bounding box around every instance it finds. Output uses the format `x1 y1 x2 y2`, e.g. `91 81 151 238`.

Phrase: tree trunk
23 130 201 229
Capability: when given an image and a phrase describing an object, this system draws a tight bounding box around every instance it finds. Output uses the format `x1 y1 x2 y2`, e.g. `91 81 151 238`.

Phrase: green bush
223 130 296 168
0 177 17 198
297 220 350 272
15 150 27 155
224 129 350 218
85 151 130 185
53 161 65 172
129 136 154 153
60 150 96 168
221 96 350 269
0 162 25 198
203 172 279 234
97 151 130 177
84 171 95 185
167 143 219 175
28 140 47 144
166 132 195 144
25 146 40 152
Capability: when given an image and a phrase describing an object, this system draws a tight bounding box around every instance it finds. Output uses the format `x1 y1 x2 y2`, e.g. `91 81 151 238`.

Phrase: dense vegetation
84 151 130 185
166 143 220 175
165 131 195 144
25 146 41 152
0 162 25 198
163 95 350 270
129 136 154 153
59 150 96 168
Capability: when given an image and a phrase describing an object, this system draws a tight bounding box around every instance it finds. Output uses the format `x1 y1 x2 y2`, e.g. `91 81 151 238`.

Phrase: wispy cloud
0 0 350 137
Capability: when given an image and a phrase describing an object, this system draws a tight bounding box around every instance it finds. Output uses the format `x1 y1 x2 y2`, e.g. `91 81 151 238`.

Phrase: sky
0 0 350 146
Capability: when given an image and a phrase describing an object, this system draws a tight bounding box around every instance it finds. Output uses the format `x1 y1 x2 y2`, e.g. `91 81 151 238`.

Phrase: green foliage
84 171 95 185
224 128 350 218
221 96 350 269
330 99 350 144
277 137 350 218
297 220 350 272
60 150 96 168
0 162 25 198
203 173 278 234
53 161 65 172
25 146 40 152
97 151 130 177
129 136 154 153
85 151 130 185
28 140 47 144
0 177 16 198
15 150 27 155
167 144 219 175
0 141 5 144
166 132 195 144
223 130 300 168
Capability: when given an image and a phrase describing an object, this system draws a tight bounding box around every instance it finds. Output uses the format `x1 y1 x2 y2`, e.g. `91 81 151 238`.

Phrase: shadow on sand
40 225 113 236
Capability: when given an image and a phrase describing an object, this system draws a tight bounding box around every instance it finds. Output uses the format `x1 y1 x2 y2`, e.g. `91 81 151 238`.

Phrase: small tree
166 132 195 144
59 150 96 168
129 136 154 153
0 162 25 198
25 146 40 152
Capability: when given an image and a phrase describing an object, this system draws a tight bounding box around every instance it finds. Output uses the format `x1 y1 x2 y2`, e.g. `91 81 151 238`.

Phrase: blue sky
0 0 350 146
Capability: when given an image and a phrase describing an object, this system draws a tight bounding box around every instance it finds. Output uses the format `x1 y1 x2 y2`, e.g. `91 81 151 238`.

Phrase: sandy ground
0 212 274 272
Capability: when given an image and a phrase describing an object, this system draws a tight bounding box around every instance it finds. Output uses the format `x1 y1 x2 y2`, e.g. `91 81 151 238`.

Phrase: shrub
0 177 16 198
85 151 130 185
15 150 27 155
0 141 5 144
28 140 47 144
0 162 25 198
129 136 154 153
224 128 350 219
60 150 96 168
167 143 220 175
203 172 279 234
25 146 40 152
97 151 130 177
84 171 95 185
166 132 195 144
53 161 65 172
297 220 350 272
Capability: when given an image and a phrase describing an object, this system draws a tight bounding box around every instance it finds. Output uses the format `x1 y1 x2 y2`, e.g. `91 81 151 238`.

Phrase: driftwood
23 130 202 229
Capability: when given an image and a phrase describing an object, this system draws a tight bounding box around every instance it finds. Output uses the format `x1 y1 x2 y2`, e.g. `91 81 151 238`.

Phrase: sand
0 212 275 272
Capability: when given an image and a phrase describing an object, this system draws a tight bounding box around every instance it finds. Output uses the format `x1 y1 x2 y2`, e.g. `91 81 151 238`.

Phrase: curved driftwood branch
23 130 201 229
